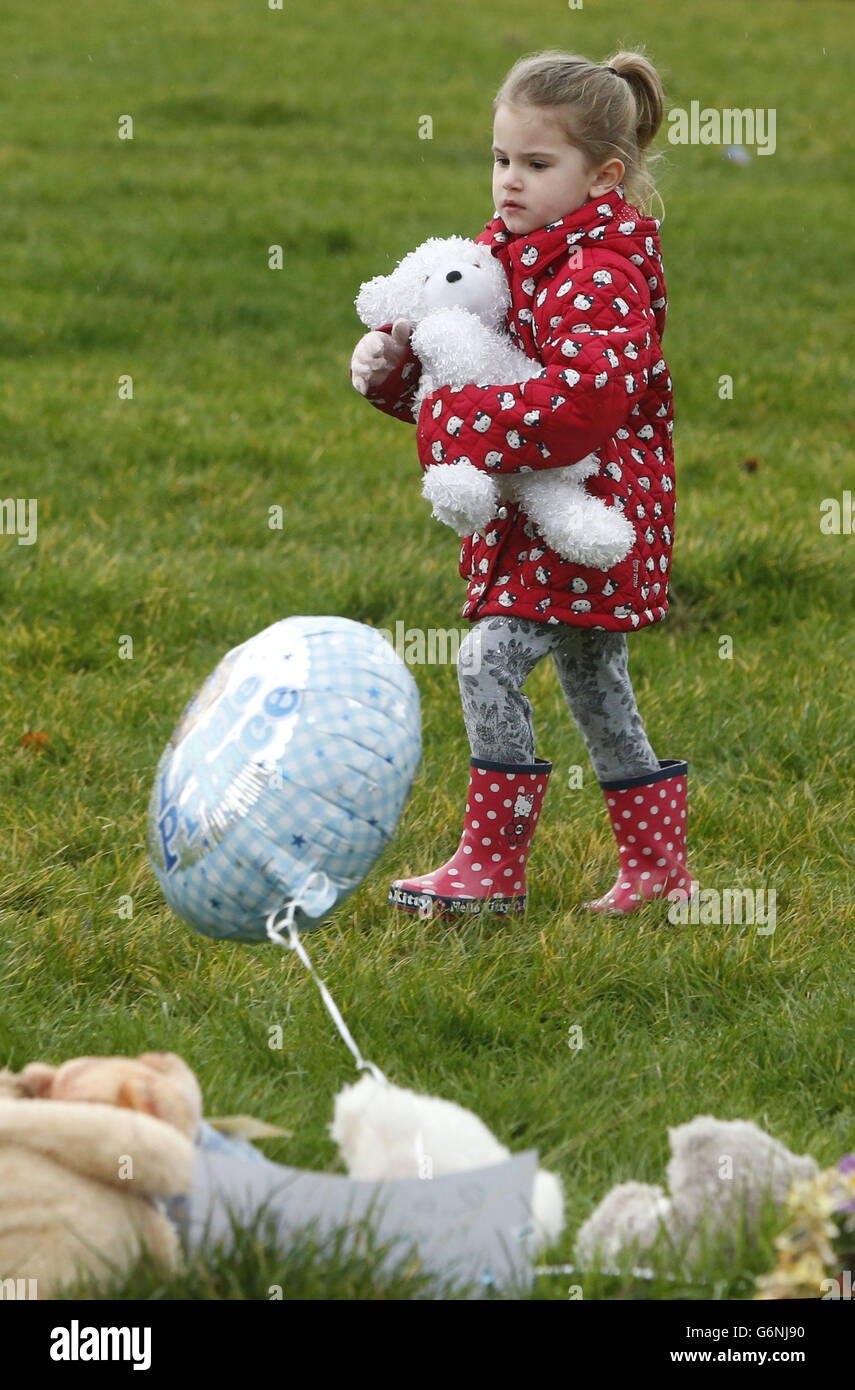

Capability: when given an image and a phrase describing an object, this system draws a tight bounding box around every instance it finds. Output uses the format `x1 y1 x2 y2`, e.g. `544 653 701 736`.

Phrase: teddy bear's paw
526 494 636 571
574 1181 672 1268
422 460 498 536
412 308 499 387
553 455 602 486
531 1169 566 1251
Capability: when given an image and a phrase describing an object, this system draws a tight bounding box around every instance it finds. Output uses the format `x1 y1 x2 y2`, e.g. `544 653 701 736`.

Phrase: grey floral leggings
458 615 660 782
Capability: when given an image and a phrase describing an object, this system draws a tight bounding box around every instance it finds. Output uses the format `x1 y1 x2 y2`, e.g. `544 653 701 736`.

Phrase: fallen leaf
20 731 49 748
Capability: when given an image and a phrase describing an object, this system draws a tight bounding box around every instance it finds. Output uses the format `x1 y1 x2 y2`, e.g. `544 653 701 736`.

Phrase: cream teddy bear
355 236 636 571
0 1052 200 1297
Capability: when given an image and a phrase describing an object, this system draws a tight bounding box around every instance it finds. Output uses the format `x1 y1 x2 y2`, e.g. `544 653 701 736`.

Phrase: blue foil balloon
147 616 422 941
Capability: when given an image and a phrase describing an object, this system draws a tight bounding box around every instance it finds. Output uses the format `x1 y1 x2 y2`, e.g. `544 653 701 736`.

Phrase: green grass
56 1205 461 1302
0 0 853 1300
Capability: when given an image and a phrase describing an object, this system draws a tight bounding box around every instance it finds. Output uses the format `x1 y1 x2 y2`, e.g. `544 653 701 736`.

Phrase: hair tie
606 66 619 76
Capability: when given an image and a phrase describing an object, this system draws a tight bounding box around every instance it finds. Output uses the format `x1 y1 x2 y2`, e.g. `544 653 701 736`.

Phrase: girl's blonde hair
494 48 666 218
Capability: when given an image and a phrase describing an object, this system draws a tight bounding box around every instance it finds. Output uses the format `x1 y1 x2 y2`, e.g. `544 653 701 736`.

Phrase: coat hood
480 185 668 342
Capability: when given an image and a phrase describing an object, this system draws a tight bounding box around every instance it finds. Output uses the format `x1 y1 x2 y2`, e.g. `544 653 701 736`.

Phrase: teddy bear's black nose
445 270 463 283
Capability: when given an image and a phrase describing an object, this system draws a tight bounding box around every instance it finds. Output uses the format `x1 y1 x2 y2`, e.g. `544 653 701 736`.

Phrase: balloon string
265 884 389 1087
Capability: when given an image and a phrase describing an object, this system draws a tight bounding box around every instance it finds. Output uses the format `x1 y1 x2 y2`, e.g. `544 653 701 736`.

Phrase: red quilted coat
365 185 675 631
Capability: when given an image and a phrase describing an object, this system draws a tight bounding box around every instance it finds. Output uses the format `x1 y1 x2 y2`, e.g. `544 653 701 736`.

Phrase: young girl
351 49 695 918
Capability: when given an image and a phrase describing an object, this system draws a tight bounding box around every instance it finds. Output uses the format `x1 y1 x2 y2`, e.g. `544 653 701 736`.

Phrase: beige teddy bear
0 1052 201 1298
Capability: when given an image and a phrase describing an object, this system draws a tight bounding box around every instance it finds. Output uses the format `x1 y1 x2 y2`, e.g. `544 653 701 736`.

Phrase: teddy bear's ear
116 1076 160 1118
355 240 446 329
137 1051 185 1077
354 271 404 331
19 1062 59 1097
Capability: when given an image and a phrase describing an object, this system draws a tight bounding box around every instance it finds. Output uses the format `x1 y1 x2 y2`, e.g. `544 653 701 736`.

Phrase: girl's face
492 102 623 235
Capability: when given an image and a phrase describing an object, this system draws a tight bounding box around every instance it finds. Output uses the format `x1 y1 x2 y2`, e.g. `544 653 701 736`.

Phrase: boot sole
387 885 526 919
583 878 701 915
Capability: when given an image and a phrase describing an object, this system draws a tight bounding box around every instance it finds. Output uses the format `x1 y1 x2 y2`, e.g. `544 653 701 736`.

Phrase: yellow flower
754 1166 848 1301
755 1250 827 1301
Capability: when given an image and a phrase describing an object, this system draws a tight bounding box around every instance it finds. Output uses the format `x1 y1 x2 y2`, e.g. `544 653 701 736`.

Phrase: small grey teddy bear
574 1115 818 1267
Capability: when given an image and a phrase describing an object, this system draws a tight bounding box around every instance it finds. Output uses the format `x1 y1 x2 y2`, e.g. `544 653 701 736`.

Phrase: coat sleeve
357 323 422 423
415 263 656 474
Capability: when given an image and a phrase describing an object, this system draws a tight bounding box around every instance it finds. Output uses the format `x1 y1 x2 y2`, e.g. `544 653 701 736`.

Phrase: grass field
0 0 853 1300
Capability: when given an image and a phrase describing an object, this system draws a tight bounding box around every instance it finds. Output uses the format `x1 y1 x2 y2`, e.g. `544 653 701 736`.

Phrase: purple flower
833 1155 855 1214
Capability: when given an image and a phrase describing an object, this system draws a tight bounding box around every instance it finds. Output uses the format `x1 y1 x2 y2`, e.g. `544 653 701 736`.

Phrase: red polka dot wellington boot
585 758 698 914
388 756 553 920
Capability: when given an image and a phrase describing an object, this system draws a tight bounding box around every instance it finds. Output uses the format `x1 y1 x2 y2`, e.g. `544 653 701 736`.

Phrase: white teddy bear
331 1073 564 1254
355 236 636 571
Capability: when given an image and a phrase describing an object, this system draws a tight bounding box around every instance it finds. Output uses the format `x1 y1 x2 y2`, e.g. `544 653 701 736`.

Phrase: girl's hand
350 318 412 394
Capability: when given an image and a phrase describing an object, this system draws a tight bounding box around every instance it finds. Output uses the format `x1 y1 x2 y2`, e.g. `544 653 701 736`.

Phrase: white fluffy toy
355 236 636 571
331 1074 564 1253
